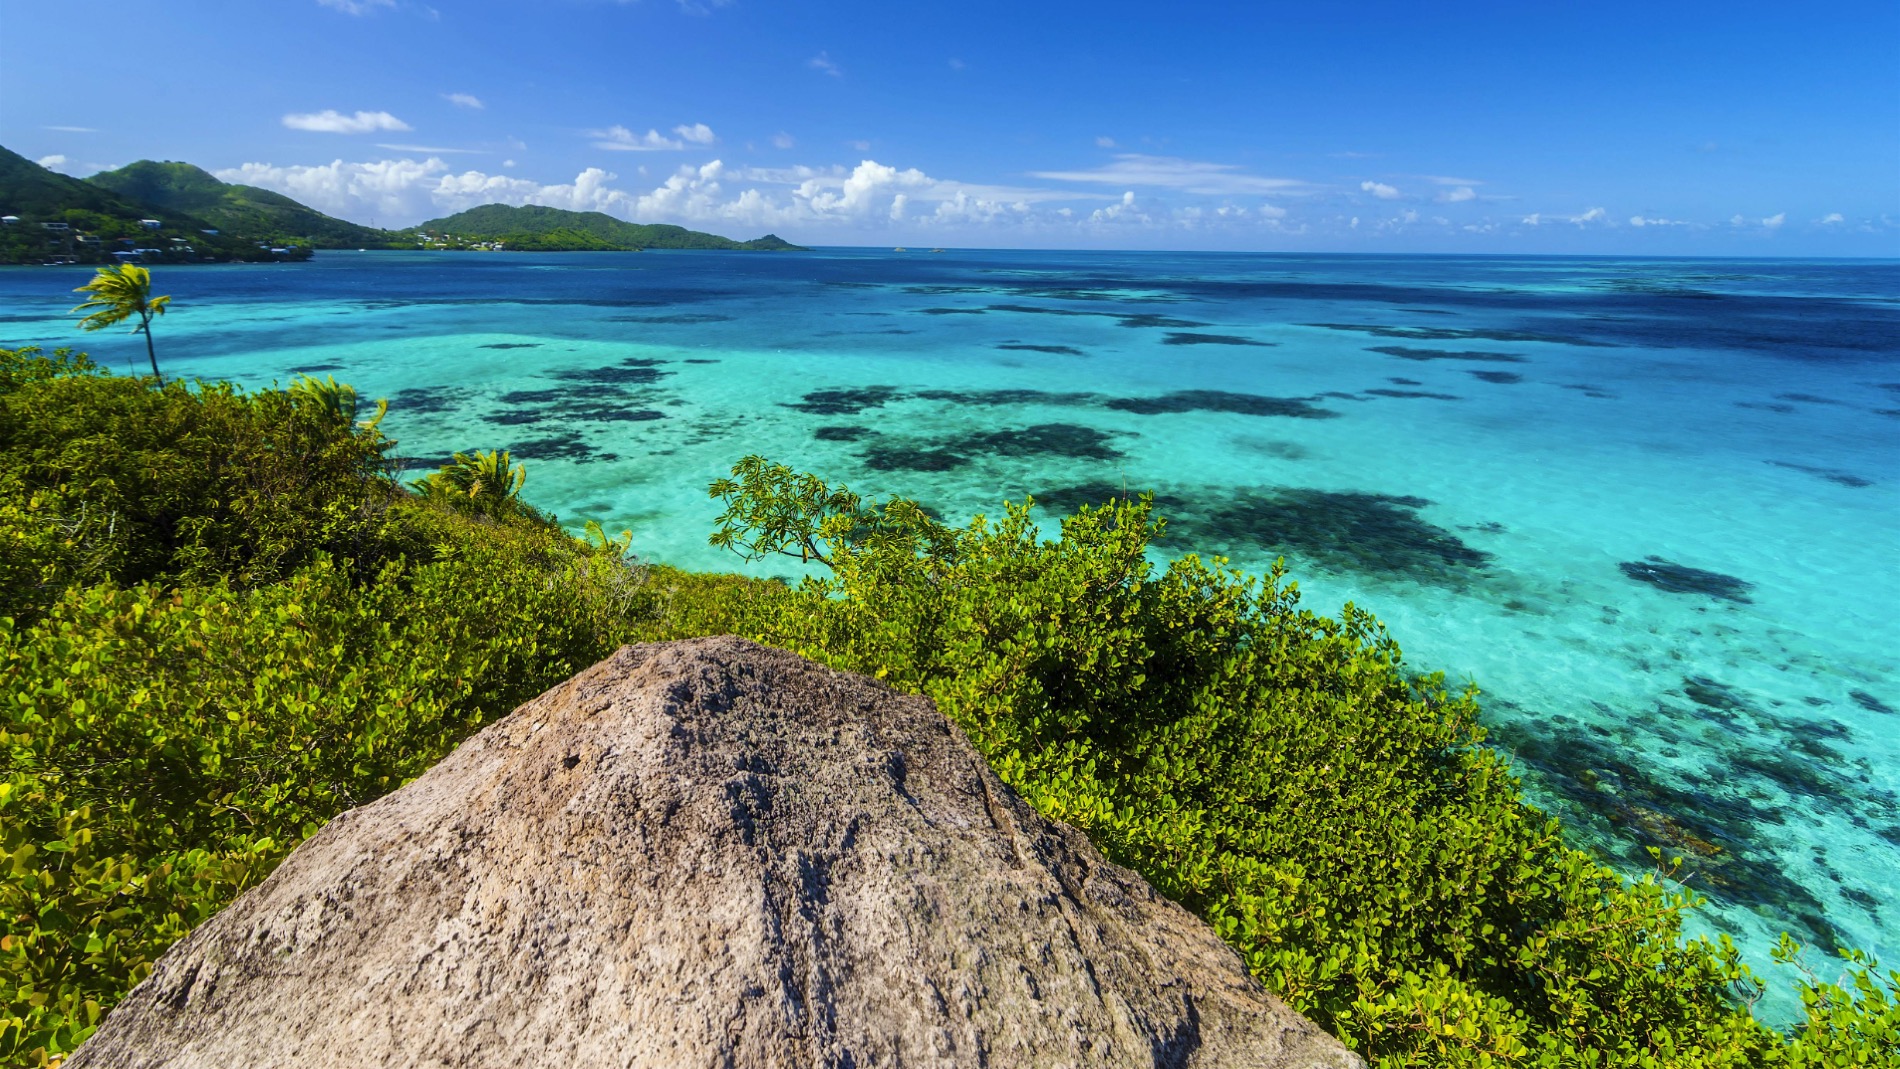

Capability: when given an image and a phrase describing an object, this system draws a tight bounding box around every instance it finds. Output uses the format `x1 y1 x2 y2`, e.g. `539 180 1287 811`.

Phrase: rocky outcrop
70 636 1361 1069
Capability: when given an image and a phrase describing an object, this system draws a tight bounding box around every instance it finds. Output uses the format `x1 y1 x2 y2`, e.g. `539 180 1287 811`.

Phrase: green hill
415 203 804 251
87 160 394 249
0 145 306 265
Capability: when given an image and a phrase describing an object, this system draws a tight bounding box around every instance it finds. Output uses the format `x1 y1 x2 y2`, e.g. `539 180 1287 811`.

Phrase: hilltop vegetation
86 161 393 249
0 347 1891 1066
415 203 804 250
0 147 307 265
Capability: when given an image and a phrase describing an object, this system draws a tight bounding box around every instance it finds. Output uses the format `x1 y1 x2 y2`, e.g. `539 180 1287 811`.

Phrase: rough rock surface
71 636 1362 1069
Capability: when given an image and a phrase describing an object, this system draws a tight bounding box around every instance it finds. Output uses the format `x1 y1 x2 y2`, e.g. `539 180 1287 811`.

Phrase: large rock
71 637 1361 1069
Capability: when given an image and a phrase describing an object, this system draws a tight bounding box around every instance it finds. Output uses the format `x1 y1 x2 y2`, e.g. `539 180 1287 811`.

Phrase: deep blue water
4 249 1897 989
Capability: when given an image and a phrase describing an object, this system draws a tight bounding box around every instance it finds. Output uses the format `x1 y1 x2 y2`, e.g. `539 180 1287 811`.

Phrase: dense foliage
84 161 394 250
411 203 804 250
0 146 315 266
0 352 1892 1066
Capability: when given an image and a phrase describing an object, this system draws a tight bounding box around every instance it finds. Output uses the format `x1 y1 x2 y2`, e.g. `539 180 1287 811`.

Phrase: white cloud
1360 180 1401 200
1034 154 1305 196
1439 186 1476 203
673 123 717 145
502 159 517 168
590 125 686 151
771 132 796 149
1095 136 1117 148
1575 207 1607 224
37 154 69 170
42 125 96 133
1629 215 1690 228
443 92 484 110
1762 212 1785 229
1090 191 1150 225
284 109 412 134
1819 212 1844 225
317 0 394 14
809 51 841 77
1522 213 1542 226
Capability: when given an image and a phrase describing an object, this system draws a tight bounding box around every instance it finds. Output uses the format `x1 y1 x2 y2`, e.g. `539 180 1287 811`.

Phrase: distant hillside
88 161 394 249
416 204 804 251
0 145 306 265
0 144 174 221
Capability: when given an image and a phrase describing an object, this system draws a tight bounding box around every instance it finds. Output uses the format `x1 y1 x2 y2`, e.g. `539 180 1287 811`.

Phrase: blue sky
4 0 1896 253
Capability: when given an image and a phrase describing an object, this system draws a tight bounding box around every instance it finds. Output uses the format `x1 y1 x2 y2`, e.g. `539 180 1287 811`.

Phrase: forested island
0 145 804 264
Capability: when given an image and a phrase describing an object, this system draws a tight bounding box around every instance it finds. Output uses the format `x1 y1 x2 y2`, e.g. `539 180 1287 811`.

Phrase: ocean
4 248 1896 987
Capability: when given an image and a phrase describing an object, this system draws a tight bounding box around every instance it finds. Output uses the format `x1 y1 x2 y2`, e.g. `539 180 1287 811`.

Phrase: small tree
72 263 171 385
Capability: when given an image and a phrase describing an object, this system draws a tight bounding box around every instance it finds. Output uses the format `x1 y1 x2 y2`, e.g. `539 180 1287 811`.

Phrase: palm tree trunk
141 313 162 386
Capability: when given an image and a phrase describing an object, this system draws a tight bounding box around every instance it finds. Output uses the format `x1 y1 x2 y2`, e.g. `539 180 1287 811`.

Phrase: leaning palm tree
412 449 529 518
72 263 171 385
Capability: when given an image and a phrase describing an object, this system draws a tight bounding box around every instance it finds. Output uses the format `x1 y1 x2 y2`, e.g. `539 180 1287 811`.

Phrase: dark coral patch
1105 390 1337 419
815 425 874 441
287 363 346 373
1161 332 1275 347
1389 377 1423 386
1181 488 1490 580
1468 370 1523 384
1737 401 1797 413
1368 345 1528 364
784 386 903 415
507 432 619 462
913 388 1096 407
1619 557 1754 603
1119 314 1214 329
478 342 542 350
1310 322 1614 347
860 445 968 472
610 313 734 324
390 386 468 415
1767 460 1874 488
551 364 671 385
996 343 1086 356
491 410 547 426
499 390 565 405
1365 388 1463 400
1850 690 1895 715
919 307 986 315
1776 393 1846 405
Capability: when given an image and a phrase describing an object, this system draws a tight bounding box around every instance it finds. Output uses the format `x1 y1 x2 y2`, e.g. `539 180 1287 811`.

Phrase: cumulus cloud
809 51 841 77
36 154 69 170
1629 215 1690 228
1360 180 1401 200
674 123 717 145
591 125 687 151
1819 212 1844 225
1035 154 1305 196
1523 207 1609 227
284 109 412 134
771 132 796 149
1762 212 1785 229
443 92 484 110
317 0 394 15
1438 186 1476 203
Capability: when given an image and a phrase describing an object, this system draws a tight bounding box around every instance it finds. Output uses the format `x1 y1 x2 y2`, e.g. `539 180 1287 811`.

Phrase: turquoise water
4 249 1896 986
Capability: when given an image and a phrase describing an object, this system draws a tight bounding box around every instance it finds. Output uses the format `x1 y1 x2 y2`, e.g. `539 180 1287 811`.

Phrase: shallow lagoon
5 248 1896 984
